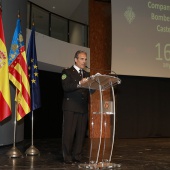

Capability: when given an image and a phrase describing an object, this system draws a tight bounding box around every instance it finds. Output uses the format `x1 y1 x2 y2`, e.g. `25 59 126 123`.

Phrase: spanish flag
8 16 31 121
0 7 11 121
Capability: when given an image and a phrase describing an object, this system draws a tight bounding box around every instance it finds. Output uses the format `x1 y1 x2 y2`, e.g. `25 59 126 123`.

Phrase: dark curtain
24 70 63 139
116 75 170 138
25 71 170 139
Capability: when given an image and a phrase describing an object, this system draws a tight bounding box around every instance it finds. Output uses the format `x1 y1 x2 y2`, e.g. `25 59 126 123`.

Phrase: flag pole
6 10 23 158
25 111 40 156
6 10 31 157
6 102 23 158
25 20 40 156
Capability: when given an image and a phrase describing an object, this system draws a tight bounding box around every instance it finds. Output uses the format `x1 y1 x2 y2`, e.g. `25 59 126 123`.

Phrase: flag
8 17 31 121
0 7 11 121
27 26 41 111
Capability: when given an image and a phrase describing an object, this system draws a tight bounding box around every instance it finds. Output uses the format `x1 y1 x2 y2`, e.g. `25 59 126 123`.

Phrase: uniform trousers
62 110 88 161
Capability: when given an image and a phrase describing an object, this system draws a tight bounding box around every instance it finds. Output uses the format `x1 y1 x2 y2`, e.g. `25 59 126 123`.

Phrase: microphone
85 66 118 77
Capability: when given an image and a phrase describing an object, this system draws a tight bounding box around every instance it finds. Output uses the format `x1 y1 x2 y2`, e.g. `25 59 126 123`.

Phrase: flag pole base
25 145 40 156
6 146 23 158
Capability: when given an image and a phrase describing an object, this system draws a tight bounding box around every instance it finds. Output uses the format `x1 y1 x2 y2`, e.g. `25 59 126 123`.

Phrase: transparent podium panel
79 113 121 169
78 74 121 169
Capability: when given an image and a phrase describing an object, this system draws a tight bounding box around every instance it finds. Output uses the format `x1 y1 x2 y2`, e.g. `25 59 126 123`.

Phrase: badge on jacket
62 74 67 80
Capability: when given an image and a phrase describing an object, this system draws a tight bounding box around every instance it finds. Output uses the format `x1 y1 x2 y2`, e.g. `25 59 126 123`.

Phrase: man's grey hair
74 50 87 59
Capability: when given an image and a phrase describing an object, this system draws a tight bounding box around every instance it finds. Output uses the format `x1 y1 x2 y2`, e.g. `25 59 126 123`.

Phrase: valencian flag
27 25 41 111
0 7 11 121
8 16 31 121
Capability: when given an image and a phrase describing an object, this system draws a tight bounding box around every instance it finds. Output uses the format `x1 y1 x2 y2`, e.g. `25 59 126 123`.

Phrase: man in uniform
61 50 89 164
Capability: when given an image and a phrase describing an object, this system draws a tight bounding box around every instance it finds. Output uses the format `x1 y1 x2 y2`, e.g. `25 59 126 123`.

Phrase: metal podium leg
88 87 93 164
79 85 104 169
103 84 121 169
89 116 94 164
96 84 103 164
109 85 116 162
102 113 107 163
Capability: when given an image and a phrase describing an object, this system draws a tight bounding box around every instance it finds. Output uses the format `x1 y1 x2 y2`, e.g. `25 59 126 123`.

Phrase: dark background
24 70 170 139
24 70 63 139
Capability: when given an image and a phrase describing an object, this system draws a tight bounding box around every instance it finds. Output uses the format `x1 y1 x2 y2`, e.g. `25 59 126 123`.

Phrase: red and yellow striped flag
0 7 11 121
8 17 31 121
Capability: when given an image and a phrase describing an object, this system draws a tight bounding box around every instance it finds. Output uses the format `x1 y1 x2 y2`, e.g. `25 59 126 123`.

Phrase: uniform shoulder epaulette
64 66 70 69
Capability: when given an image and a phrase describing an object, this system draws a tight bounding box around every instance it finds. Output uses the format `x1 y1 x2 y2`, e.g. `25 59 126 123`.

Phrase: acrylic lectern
78 73 121 169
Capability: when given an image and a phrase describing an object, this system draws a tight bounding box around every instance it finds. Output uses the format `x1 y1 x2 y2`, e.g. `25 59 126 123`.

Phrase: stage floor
0 138 170 169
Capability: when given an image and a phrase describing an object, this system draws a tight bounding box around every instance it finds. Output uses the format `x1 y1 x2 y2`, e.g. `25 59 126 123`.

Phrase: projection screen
111 0 170 78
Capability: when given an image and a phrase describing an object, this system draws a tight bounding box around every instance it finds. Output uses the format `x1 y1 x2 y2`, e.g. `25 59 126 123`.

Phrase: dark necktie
79 69 83 78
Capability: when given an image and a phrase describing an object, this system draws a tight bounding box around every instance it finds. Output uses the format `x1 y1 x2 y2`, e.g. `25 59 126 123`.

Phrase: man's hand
80 78 88 84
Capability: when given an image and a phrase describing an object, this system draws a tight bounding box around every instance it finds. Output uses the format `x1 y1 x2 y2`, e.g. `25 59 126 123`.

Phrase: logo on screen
124 7 135 24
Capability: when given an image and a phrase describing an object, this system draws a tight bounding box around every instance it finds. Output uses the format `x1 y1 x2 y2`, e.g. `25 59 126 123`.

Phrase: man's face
75 52 87 69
